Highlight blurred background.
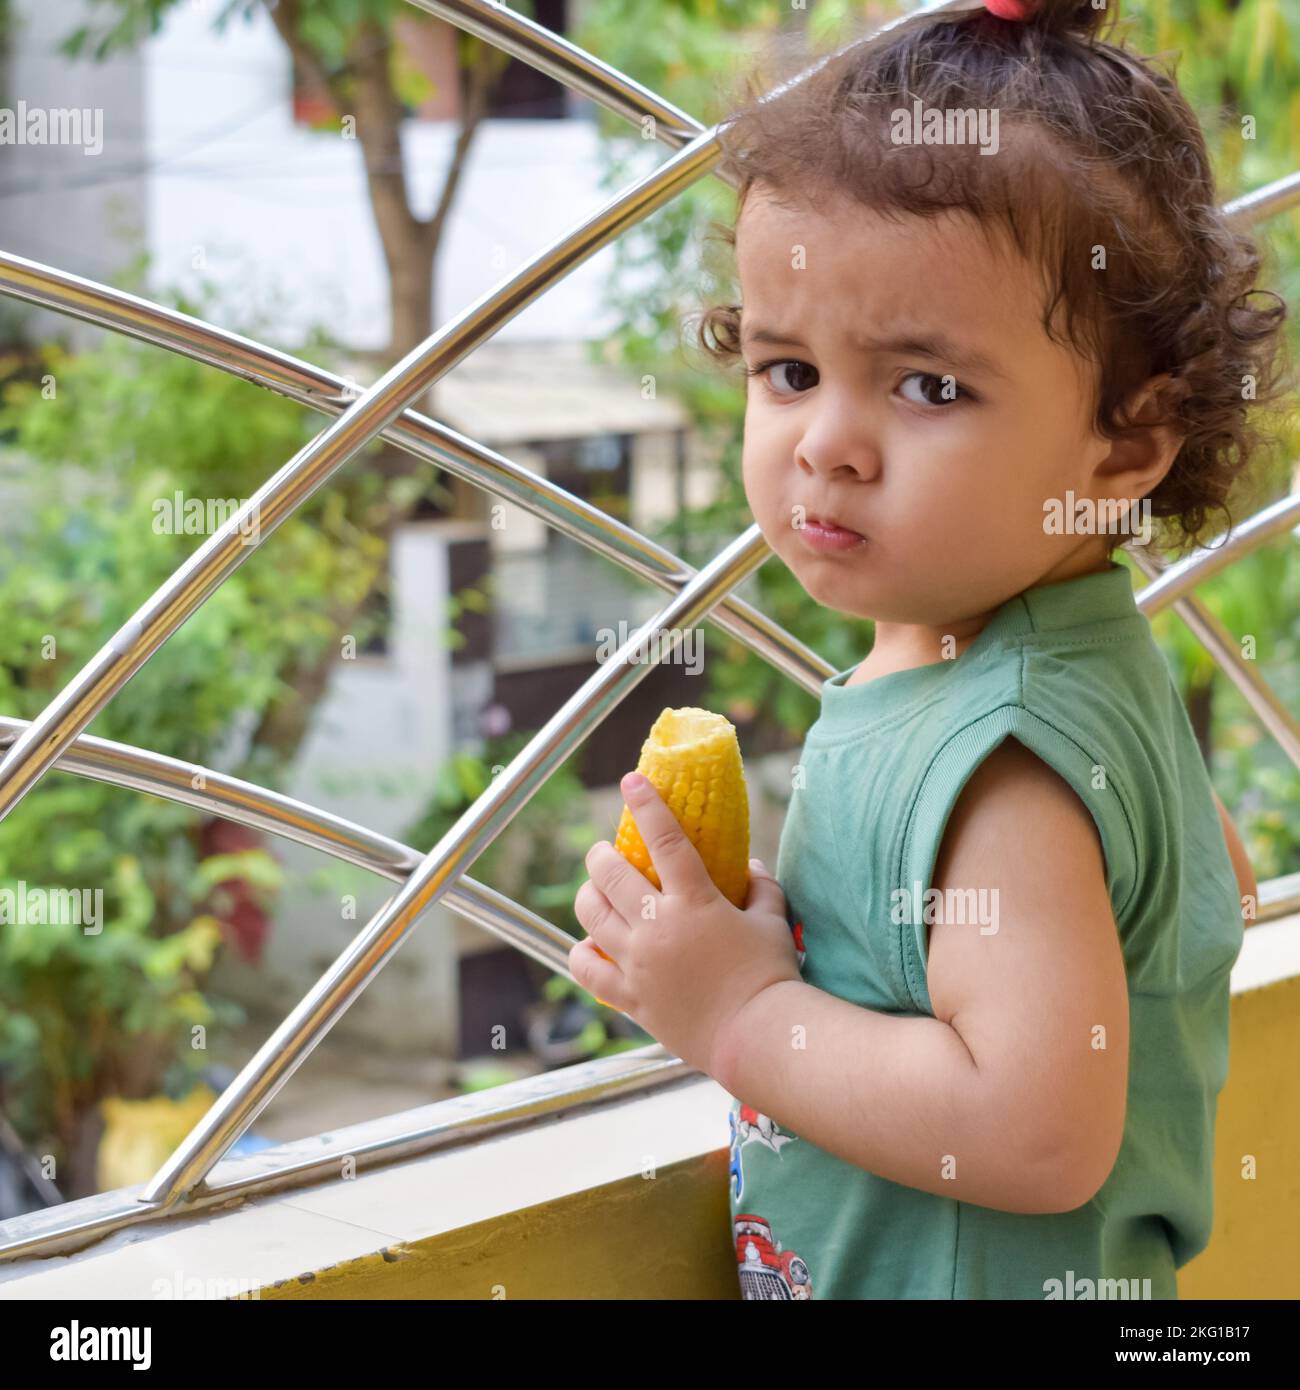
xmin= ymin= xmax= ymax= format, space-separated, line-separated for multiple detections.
xmin=0 ymin=0 xmax=1296 ymax=1217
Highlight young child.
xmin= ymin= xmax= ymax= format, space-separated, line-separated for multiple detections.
xmin=570 ymin=0 xmax=1288 ymax=1299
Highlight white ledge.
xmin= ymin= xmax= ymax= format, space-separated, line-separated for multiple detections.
xmin=0 ymin=1073 xmax=731 ymax=1298
xmin=1230 ymin=912 xmax=1300 ymax=994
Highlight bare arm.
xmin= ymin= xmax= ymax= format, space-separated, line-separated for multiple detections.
xmin=1212 ymin=789 xmax=1257 ymax=924
xmin=714 ymin=739 xmax=1129 ymax=1215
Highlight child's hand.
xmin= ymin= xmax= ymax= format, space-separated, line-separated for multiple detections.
xmin=569 ymin=771 xmax=801 ymax=1079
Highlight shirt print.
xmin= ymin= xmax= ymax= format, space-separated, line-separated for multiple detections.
xmin=728 ymin=915 xmax=814 ymax=1299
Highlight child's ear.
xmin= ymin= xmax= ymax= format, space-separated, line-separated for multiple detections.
xmin=1092 ymin=371 xmax=1185 ymax=500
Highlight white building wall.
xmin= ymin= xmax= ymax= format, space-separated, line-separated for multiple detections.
xmin=139 ymin=0 xmax=654 ymax=353
xmin=205 ymin=520 xmax=491 ymax=1055
xmin=0 ymin=0 xmax=147 ymax=348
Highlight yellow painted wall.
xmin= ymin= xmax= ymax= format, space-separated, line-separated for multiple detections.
xmin=257 ymin=1150 xmax=740 ymax=1300
xmin=1182 ymin=974 xmax=1300 ymax=1299
xmin=260 ymin=975 xmax=1298 ymax=1300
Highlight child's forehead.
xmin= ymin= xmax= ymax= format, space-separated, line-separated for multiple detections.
xmin=735 ymin=191 xmax=1051 ymax=342
xmin=739 ymin=190 xmax=1015 ymax=278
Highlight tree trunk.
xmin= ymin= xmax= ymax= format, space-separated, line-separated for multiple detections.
xmin=242 ymin=12 xmax=504 ymax=779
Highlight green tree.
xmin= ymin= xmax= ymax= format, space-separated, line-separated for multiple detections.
xmin=0 ymin=273 xmax=390 ymax=1195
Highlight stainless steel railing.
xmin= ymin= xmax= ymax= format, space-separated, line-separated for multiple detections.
xmin=0 ymin=0 xmax=1296 ymax=1258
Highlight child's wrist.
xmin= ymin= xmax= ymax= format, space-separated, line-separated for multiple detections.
xmin=710 ymin=979 xmax=792 ymax=1096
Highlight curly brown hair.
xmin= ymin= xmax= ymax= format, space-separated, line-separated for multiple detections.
xmin=692 ymin=0 xmax=1292 ymax=559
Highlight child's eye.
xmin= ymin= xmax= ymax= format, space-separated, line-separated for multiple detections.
xmin=743 ymin=359 xmax=819 ymax=397
xmin=898 ymin=371 xmax=973 ymax=408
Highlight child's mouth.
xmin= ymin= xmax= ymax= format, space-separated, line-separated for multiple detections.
xmin=799 ymin=517 xmax=867 ymax=551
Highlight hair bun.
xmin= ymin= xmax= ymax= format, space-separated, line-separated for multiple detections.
xmin=1029 ymin=0 xmax=1115 ymax=42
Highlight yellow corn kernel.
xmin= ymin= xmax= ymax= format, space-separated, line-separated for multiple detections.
xmin=614 ymin=707 xmax=750 ymax=907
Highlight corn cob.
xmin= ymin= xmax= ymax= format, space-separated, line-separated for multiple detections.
xmin=614 ymin=706 xmax=750 ymax=907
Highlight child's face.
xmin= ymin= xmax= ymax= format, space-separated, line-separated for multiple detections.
xmin=736 ymin=186 xmax=1118 ymax=627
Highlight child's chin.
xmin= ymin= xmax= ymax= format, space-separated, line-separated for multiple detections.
xmin=798 ymin=565 xmax=869 ymax=611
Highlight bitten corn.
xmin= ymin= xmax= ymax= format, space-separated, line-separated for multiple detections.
xmin=614 ymin=707 xmax=750 ymax=907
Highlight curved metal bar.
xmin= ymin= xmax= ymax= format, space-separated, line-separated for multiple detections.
xmin=407 ymin=0 xmax=708 ymax=151
xmin=0 ymin=716 xmax=575 ymax=976
xmin=4 ymin=709 xmax=1295 ymax=933
xmin=1134 ymin=493 xmax=1300 ymax=615
xmin=406 ymin=0 xmax=974 ymax=161
xmin=1223 ymin=169 xmax=1300 ymax=224
xmin=1267 ymin=873 xmax=1300 ymax=920
xmin=0 ymin=258 xmax=350 ymax=411
xmin=1129 ymin=550 xmax=1300 ymax=772
xmin=1 ymin=1042 xmax=694 ymax=1263
xmin=139 ymin=525 xmax=771 ymax=1208
xmin=0 ymin=129 xmax=723 ymax=827
xmin=0 ymin=251 xmax=830 ymax=697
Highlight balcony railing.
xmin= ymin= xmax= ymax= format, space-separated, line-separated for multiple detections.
xmin=0 ymin=0 xmax=1297 ymax=1279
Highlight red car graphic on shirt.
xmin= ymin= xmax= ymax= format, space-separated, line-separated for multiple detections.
xmin=734 ymin=1214 xmax=813 ymax=1299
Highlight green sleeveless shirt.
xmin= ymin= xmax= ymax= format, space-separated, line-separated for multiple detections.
xmin=727 ymin=562 xmax=1243 ymax=1300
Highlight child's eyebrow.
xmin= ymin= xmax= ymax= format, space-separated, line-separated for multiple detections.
xmin=741 ymin=320 xmax=1008 ymax=383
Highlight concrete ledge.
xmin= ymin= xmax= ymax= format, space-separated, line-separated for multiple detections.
xmin=0 ymin=915 xmax=1296 ymax=1299
xmin=0 ymin=1071 xmax=738 ymax=1299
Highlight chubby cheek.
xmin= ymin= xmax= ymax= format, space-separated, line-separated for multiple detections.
xmin=741 ymin=444 xmax=793 ymax=550
xmin=901 ymin=415 xmax=1022 ymax=517
xmin=908 ymin=478 xmax=1007 ymax=562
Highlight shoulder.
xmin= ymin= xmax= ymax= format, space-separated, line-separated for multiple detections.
xmin=941 ymin=735 xmax=1102 ymax=846
xmin=927 ymin=736 xmax=1114 ymax=995
xmin=928 ymin=735 xmax=1115 ymax=976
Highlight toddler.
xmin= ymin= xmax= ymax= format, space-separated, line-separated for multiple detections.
xmin=572 ymin=0 xmax=1288 ymax=1300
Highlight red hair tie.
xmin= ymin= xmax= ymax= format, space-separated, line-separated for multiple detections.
xmin=983 ymin=0 xmax=1040 ymax=18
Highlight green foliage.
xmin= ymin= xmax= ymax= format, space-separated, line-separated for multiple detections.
xmin=0 ymin=271 xmax=387 ymax=1172
xmin=56 ymin=0 xmax=518 ymax=115
xmin=58 ymin=0 xmax=258 ymax=63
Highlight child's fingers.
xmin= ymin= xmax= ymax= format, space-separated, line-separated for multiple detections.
xmin=617 ymin=771 xmax=713 ymax=898
xmin=570 ymin=936 xmax=625 ymax=1012
xmin=575 ymin=876 xmax=632 ymax=956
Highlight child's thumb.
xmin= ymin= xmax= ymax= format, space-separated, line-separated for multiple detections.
xmin=745 ymin=858 xmax=783 ymax=909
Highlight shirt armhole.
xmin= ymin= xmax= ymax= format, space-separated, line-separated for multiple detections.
xmin=893 ymin=705 xmax=1139 ymax=1015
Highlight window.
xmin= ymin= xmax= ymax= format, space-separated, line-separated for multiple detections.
xmin=541 ymin=433 xmax=631 ymax=541
xmin=290 ymin=3 xmax=573 ymax=130
xmin=478 ymin=0 xmax=572 ymax=120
